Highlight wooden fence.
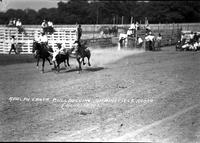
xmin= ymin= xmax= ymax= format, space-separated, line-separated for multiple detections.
xmin=0 ymin=23 xmax=196 ymax=53
xmin=0 ymin=27 xmax=77 ymax=54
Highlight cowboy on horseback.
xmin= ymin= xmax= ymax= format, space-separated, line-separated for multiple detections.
xmin=38 ymin=32 xmax=48 ymax=49
xmin=73 ymin=40 xmax=87 ymax=57
xmin=52 ymin=43 xmax=65 ymax=63
xmin=77 ymin=24 xmax=82 ymax=42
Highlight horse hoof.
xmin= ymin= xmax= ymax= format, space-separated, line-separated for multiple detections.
xmin=88 ymin=63 xmax=91 ymax=66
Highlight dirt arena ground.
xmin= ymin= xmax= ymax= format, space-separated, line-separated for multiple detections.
xmin=0 ymin=46 xmax=200 ymax=142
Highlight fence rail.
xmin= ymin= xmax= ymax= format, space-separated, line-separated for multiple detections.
xmin=0 ymin=23 xmax=198 ymax=54
xmin=0 ymin=27 xmax=77 ymax=54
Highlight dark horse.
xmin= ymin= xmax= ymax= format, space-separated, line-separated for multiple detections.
xmin=67 ymin=41 xmax=91 ymax=72
xmin=32 ymin=40 xmax=54 ymax=73
xmin=54 ymin=43 xmax=71 ymax=72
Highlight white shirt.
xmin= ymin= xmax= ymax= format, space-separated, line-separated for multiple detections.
xmin=16 ymin=21 xmax=22 ymax=26
xmin=13 ymin=20 xmax=16 ymax=25
xmin=130 ymin=24 xmax=135 ymax=30
xmin=157 ymin=36 xmax=162 ymax=41
xmin=39 ymin=35 xmax=48 ymax=43
xmin=11 ymin=38 xmax=15 ymax=44
xmin=146 ymin=25 xmax=151 ymax=30
xmin=127 ymin=29 xmax=133 ymax=36
xmin=145 ymin=35 xmax=155 ymax=41
xmin=190 ymin=34 xmax=194 ymax=39
xmin=48 ymin=21 xmax=53 ymax=27
xmin=138 ymin=37 xmax=143 ymax=44
xmin=41 ymin=22 xmax=47 ymax=28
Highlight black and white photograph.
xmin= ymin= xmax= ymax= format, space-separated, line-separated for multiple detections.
xmin=0 ymin=0 xmax=200 ymax=142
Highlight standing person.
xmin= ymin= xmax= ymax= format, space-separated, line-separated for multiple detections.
xmin=137 ymin=36 xmax=143 ymax=48
xmin=156 ymin=33 xmax=162 ymax=50
xmin=145 ymin=24 xmax=151 ymax=34
xmin=77 ymin=24 xmax=82 ymax=42
xmin=129 ymin=23 xmax=136 ymax=37
xmin=145 ymin=32 xmax=155 ymax=51
xmin=181 ymin=33 xmax=186 ymax=45
xmin=9 ymin=36 xmax=18 ymax=54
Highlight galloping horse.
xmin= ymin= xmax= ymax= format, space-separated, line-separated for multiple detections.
xmin=54 ymin=43 xmax=71 ymax=72
xmin=32 ymin=40 xmax=54 ymax=73
xmin=53 ymin=41 xmax=91 ymax=72
xmin=68 ymin=41 xmax=91 ymax=72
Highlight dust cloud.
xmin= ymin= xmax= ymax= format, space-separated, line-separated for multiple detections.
xmin=89 ymin=46 xmax=145 ymax=66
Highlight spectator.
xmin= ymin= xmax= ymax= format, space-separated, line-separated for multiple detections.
xmin=41 ymin=19 xmax=48 ymax=28
xmin=193 ymin=32 xmax=198 ymax=42
xmin=129 ymin=23 xmax=136 ymax=37
xmin=145 ymin=24 xmax=151 ymax=34
xmin=189 ymin=31 xmax=195 ymax=44
xmin=47 ymin=20 xmax=55 ymax=34
xmin=127 ymin=28 xmax=133 ymax=37
xmin=145 ymin=32 xmax=155 ymax=51
xmin=130 ymin=23 xmax=135 ymax=30
xmin=16 ymin=19 xmax=22 ymax=27
xmin=137 ymin=36 xmax=143 ymax=48
xmin=181 ymin=33 xmax=186 ymax=45
xmin=77 ymin=24 xmax=82 ymax=42
xmin=8 ymin=19 xmax=13 ymax=27
xmin=41 ymin=19 xmax=48 ymax=33
xmin=13 ymin=18 xmax=16 ymax=26
xmin=48 ymin=20 xmax=53 ymax=28
xmin=9 ymin=36 xmax=17 ymax=54
xmin=135 ymin=21 xmax=139 ymax=30
xmin=16 ymin=19 xmax=26 ymax=34
xmin=156 ymin=33 xmax=162 ymax=49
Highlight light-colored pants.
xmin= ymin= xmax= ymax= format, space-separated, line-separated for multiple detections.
xmin=52 ymin=51 xmax=59 ymax=62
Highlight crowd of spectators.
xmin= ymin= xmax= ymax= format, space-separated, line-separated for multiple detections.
xmin=41 ymin=19 xmax=55 ymax=34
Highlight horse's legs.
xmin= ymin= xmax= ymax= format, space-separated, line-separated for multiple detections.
xmin=82 ymin=57 xmax=86 ymax=65
xmin=87 ymin=54 xmax=91 ymax=66
xmin=66 ymin=55 xmax=70 ymax=67
xmin=77 ymin=58 xmax=82 ymax=72
xmin=46 ymin=57 xmax=52 ymax=65
xmin=53 ymin=61 xmax=57 ymax=69
xmin=42 ymin=58 xmax=45 ymax=73
xmin=64 ymin=60 xmax=67 ymax=67
xmin=57 ymin=63 xmax=60 ymax=72
xmin=36 ymin=57 xmax=40 ymax=69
